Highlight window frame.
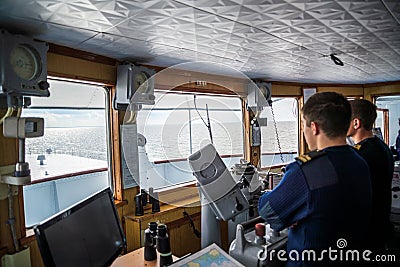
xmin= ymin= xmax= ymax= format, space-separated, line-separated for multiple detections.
xmin=131 ymin=90 xmax=245 ymax=191
xmin=20 ymin=77 xmax=113 ymax=229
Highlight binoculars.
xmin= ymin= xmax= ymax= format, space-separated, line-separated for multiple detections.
xmin=144 ymin=222 xmax=173 ymax=266
xmin=135 ymin=188 xmax=160 ymax=216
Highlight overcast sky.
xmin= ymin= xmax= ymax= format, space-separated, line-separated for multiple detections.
xmin=23 ymin=79 xmax=298 ymax=128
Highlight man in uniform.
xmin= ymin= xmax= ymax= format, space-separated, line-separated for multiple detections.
xmin=347 ymin=99 xmax=394 ymax=255
xmin=258 ymin=92 xmax=372 ymax=267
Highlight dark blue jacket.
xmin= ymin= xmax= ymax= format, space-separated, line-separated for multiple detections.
xmin=258 ymin=145 xmax=372 ymax=267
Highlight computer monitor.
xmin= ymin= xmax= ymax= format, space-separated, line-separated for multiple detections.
xmin=34 ymin=188 xmax=126 ymax=267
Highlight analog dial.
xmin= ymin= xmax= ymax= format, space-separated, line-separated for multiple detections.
xmin=10 ymin=45 xmax=40 ymax=81
xmin=134 ymin=71 xmax=150 ymax=93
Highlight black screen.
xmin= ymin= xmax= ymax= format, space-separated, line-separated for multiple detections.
xmin=34 ymin=188 xmax=125 ymax=267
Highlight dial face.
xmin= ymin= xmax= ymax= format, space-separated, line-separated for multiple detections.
xmin=259 ymin=85 xmax=270 ymax=100
xmin=134 ymin=71 xmax=150 ymax=93
xmin=200 ymin=163 xmax=217 ymax=179
xmin=10 ymin=45 xmax=40 ymax=81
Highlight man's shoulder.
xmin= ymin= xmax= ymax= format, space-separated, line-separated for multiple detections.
xmin=356 ymin=137 xmax=392 ymax=156
xmin=295 ymin=150 xmax=326 ymax=166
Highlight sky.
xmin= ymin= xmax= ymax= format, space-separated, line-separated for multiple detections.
xmin=22 ymin=79 xmax=298 ymax=128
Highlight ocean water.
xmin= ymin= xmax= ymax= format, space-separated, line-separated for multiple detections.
xmin=25 ymin=121 xmax=298 ymax=162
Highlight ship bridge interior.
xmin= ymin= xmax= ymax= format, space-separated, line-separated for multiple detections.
xmin=0 ymin=1 xmax=400 ymax=267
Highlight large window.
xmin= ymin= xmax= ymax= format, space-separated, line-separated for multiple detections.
xmin=260 ymin=98 xmax=299 ymax=167
xmin=22 ymin=79 xmax=109 ymax=227
xmin=376 ymin=95 xmax=400 ymax=147
xmin=131 ymin=92 xmax=243 ymax=190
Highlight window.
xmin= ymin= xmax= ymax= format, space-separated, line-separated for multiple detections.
xmin=376 ymin=95 xmax=400 ymax=147
xmin=131 ymin=91 xmax=243 ymax=190
xmin=259 ymin=98 xmax=299 ymax=167
xmin=22 ymin=79 xmax=110 ymax=227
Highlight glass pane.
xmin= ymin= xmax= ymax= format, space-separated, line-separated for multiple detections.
xmin=260 ymin=98 xmax=299 ymax=167
xmin=137 ymin=92 xmax=243 ymax=161
xmin=135 ymin=92 xmax=243 ymax=189
xmin=376 ymin=96 xmax=400 ymax=147
xmin=22 ymin=79 xmax=109 ymax=227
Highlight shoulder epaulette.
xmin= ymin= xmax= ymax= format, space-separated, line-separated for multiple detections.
xmin=295 ymin=150 xmax=326 ymax=166
xmin=353 ymin=144 xmax=362 ymax=150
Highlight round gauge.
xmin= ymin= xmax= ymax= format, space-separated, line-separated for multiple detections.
xmin=259 ymin=85 xmax=270 ymax=100
xmin=200 ymin=163 xmax=217 ymax=179
xmin=10 ymin=45 xmax=41 ymax=81
xmin=134 ymin=71 xmax=150 ymax=93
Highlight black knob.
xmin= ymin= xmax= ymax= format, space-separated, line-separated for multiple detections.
xmin=38 ymin=80 xmax=50 ymax=90
xmin=235 ymin=197 xmax=243 ymax=211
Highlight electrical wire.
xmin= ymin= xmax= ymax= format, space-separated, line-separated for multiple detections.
xmin=0 ymin=107 xmax=13 ymax=125
xmin=270 ymin=104 xmax=285 ymax=164
xmin=126 ymin=110 xmax=137 ymax=124
xmin=16 ymin=107 xmax=22 ymax=118
xmin=8 ymin=185 xmax=20 ymax=252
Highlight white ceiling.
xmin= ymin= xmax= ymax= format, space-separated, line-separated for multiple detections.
xmin=1 ymin=0 xmax=400 ymax=84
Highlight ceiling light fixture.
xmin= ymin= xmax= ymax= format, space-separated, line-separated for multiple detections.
xmin=330 ymin=54 xmax=344 ymax=66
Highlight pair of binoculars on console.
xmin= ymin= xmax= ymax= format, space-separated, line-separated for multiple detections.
xmin=135 ymin=188 xmax=160 ymax=216
xmin=144 ymin=222 xmax=173 ymax=266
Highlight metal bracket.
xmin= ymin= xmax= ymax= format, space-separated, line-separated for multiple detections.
xmin=1 ymin=174 xmax=31 ymax=185
xmin=0 ymin=164 xmax=31 ymax=185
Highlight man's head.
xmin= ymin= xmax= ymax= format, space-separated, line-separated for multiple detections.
xmin=347 ymin=99 xmax=377 ymax=138
xmin=302 ymin=92 xmax=351 ymax=150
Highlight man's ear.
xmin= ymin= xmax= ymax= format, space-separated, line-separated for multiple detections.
xmin=353 ymin=118 xmax=361 ymax=130
xmin=311 ymin=121 xmax=319 ymax=135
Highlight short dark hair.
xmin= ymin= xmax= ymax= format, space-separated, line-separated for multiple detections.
xmin=302 ymin=92 xmax=351 ymax=138
xmin=349 ymin=99 xmax=377 ymax=131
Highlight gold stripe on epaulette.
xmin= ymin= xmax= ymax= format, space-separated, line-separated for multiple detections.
xmin=304 ymin=154 xmax=312 ymax=161
xmin=353 ymin=144 xmax=361 ymax=150
xmin=297 ymin=156 xmax=308 ymax=163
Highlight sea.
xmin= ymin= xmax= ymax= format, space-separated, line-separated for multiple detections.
xmin=25 ymin=121 xmax=298 ymax=162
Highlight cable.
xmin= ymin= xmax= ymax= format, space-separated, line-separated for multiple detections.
xmin=0 ymin=107 xmax=13 ymax=125
xmin=16 ymin=107 xmax=22 ymax=118
xmin=8 ymin=185 xmax=20 ymax=252
xmin=126 ymin=110 xmax=137 ymax=124
xmin=183 ymin=211 xmax=201 ymax=238
xmin=270 ymin=104 xmax=285 ymax=164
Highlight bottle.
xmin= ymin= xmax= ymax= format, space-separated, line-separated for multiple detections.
xmin=144 ymin=222 xmax=158 ymax=261
xmin=156 ymin=224 xmax=173 ymax=267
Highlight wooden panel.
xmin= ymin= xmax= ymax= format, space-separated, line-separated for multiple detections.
xmin=158 ymin=186 xmax=199 ymax=207
xmin=167 ymin=212 xmax=201 ymax=257
xmin=242 ymin=100 xmax=251 ymax=163
xmin=109 ymin=88 xmax=123 ymax=201
xmin=124 ymin=205 xmax=201 ymax=253
xmin=122 ymin=187 xmax=139 ymax=217
xmin=125 ymin=218 xmax=142 ymax=252
xmin=316 ymin=86 xmax=363 ymax=96
xmin=47 ymin=53 xmax=116 ymax=85
xmin=0 ymin=195 xmax=23 ymax=258
xmin=0 ymin=117 xmax=17 ymax=166
xmin=154 ymin=67 xmax=247 ymax=96
xmin=363 ymin=82 xmax=400 ymax=101
xmin=271 ymin=83 xmax=302 ymax=96
xmin=272 ymin=82 xmax=365 ymax=97
xmin=28 ymin=239 xmax=44 ymax=267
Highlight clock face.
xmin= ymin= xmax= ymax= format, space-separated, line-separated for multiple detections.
xmin=134 ymin=71 xmax=150 ymax=93
xmin=10 ymin=45 xmax=40 ymax=81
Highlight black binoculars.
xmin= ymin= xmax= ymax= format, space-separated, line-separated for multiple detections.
xmin=144 ymin=222 xmax=173 ymax=267
xmin=135 ymin=188 xmax=160 ymax=216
